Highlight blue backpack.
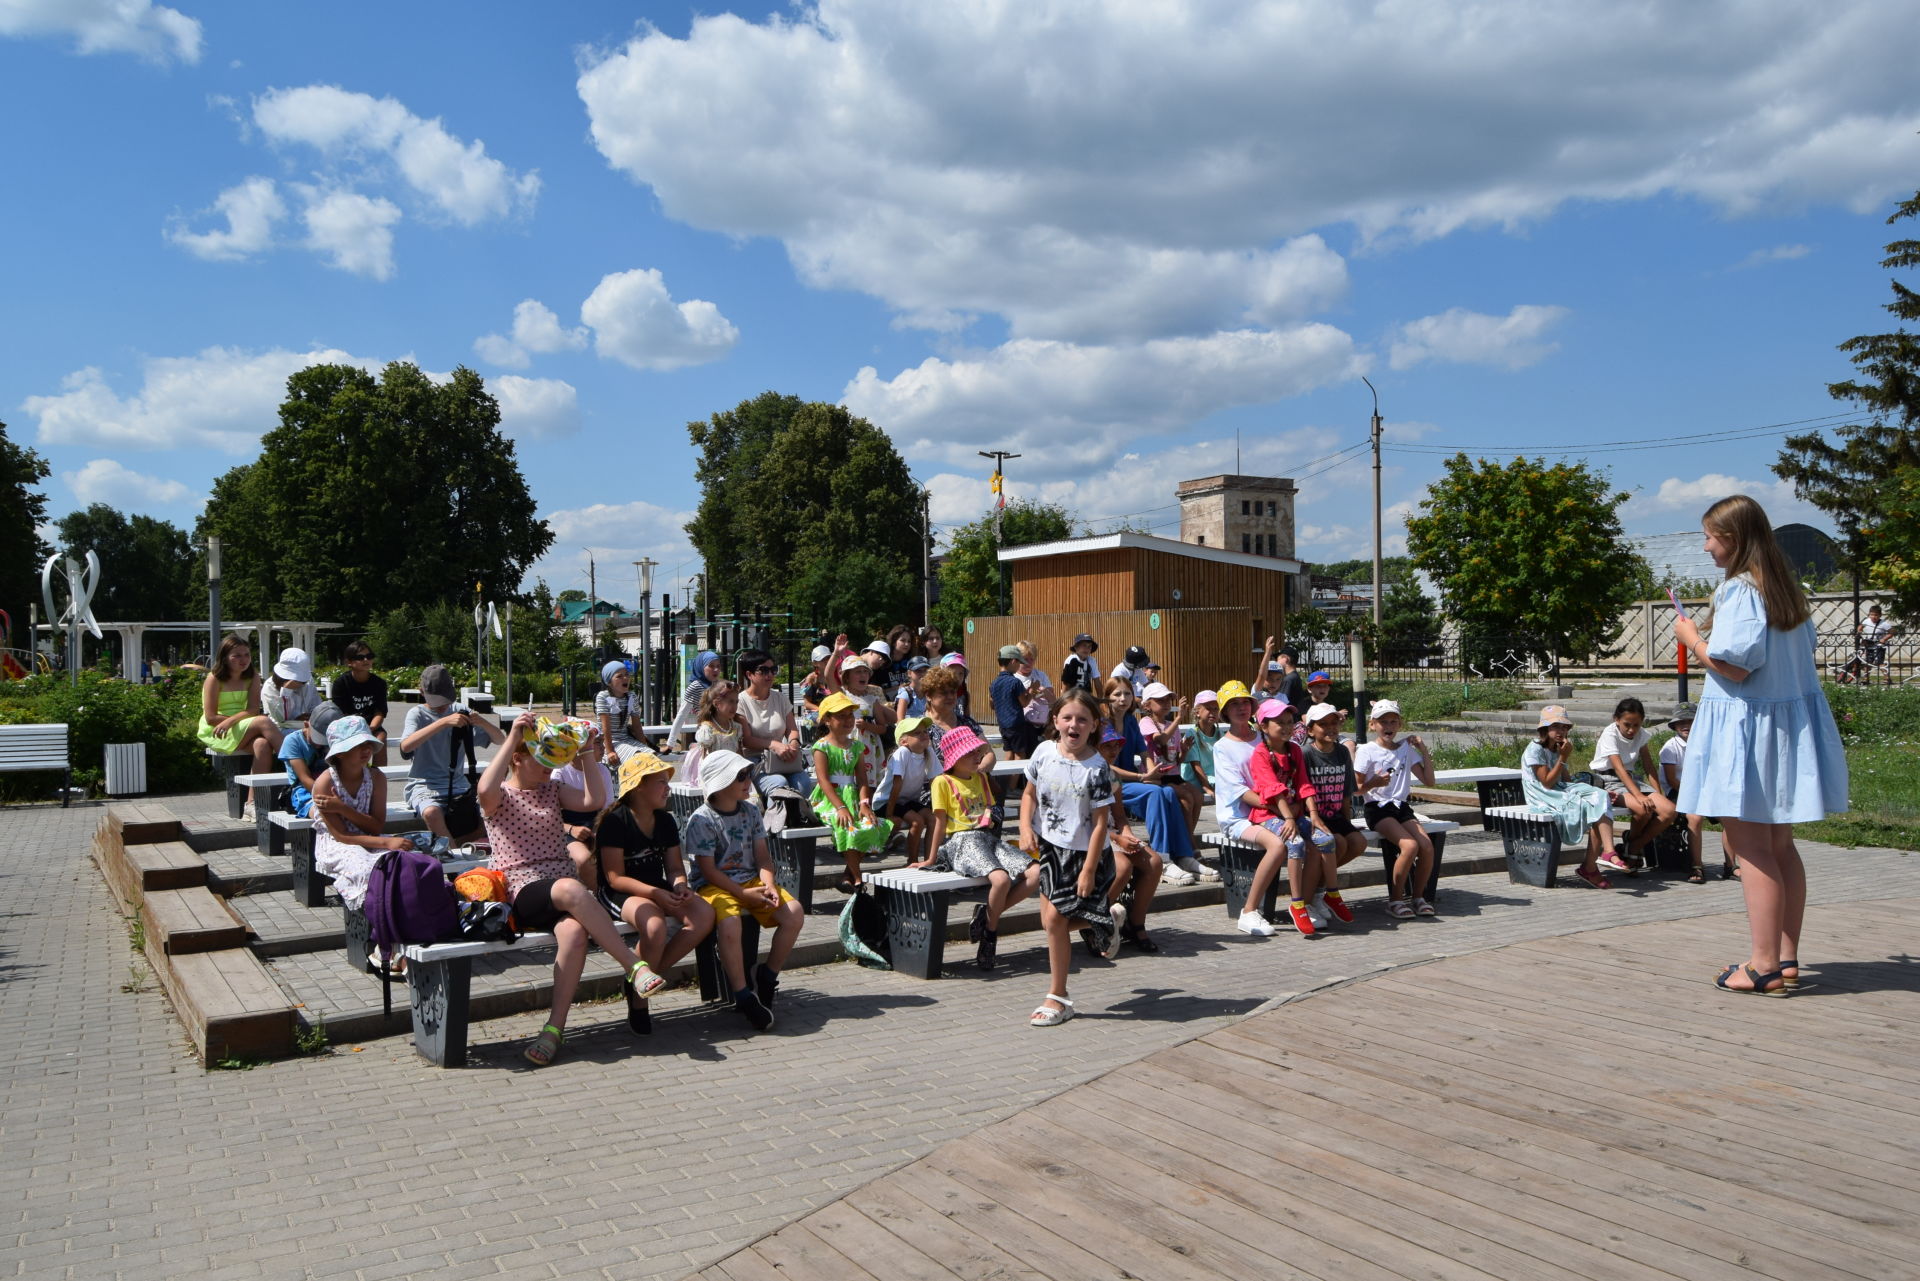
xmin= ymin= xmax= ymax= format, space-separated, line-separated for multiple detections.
xmin=365 ymin=847 xmax=461 ymax=1013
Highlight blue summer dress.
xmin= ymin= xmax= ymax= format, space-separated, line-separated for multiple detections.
xmin=1676 ymin=576 xmax=1848 ymax=823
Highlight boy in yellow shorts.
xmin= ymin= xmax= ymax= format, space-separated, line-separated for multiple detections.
xmin=685 ymin=749 xmax=803 ymax=1031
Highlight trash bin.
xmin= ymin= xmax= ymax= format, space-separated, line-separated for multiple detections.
xmin=104 ymin=742 xmax=148 ymax=796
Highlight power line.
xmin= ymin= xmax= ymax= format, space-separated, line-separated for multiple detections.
xmin=1386 ymin=411 xmax=1855 ymax=457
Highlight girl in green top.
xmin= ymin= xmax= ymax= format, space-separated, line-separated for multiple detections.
xmin=810 ymin=692 xmax=894 ymax=892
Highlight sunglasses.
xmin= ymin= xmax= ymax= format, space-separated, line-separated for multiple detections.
xmin=751 ymin=665 xmax=777 ymax=674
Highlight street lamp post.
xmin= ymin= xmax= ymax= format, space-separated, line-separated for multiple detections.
xmin=634 ymin=557 xmax=656 ymax=721
xmin=207 ymin=536 xmax=222 ymax=662
xmin=1362 ymin=377 xmax=1383 ymax=630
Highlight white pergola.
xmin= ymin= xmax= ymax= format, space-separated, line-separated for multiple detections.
xmin=35 ymin=619 xmax=342 ymax=673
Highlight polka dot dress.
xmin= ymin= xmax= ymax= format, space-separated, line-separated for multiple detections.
xmin=485 ymin=779 xmax=576 ymax=897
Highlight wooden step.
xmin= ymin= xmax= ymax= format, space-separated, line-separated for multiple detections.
xmin=142 ymin=887 xmax=247 ymax=955
xmin=125 ymin=840 xmax=206 ymax=893
xmin=154 ymin=947 xmax=295 ymax=1064
xmin=105 ymin=802 xmax=182 ymax=846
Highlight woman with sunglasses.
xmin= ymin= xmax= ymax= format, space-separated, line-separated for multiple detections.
xmin=736 ymin=648 xmax=815 ymax=798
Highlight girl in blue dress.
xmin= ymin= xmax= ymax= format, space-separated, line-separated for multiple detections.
xmin=1673 ymin=495 xmax=1848 ymax=997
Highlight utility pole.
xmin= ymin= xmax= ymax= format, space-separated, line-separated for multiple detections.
xmin=920 ymin=486 xmax=933 ymax=627
xmin=206 ymin=536 xmax=222 ymax=662
xmin=979 ymin=449 xmax=1020 ymax=616
xmin=1362 ymin=377 xmax=1384 ymax=629
xmin=585 ymin=550 xmax=597 ymax=661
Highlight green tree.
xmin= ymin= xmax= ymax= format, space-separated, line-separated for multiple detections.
xmin=1776 ymin=188 xmax=1920 ymax=601
xmin=931 ymin=500 xmax=1076 ymax=639
xmin=1405 ymin=455 xmax=1648 ymax=662
xmin=52 ymin=505 xmax=193 ymax=622
xmin=197 ymin=362 xmax=553 ymax=627
xmin=1365 ymin=577 xmax=1442 ymax=664
xmin=1311 ymin=555 xmax=1414 ymax=585
xmin=0 ymin=417 xmax=52 ymax=646
xmin=686 ymin=392 xmax=922 ymax=630
xmin=557 ymin=588 xmax=588 ymax=603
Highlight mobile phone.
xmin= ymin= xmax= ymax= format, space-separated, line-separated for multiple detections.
xmin=1667 ymin=587 xmax=1689 ymax=620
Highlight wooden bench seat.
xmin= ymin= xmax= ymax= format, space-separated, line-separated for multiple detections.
xmin=1200 ymin=816 xmax=1463 ymax=919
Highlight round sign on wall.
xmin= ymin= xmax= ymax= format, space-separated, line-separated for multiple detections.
xmin=1149 ymin=612 xmax=1162 ymax=630
xmin=965 ymin=619 xmax=975 ymax=634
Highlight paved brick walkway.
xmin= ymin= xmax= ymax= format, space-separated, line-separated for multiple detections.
xmin=1 ymin=795 xmax=1913 ymax=1279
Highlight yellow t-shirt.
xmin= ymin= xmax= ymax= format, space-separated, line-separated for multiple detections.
xmin=931 ymin=771 xmax=992 ymax=831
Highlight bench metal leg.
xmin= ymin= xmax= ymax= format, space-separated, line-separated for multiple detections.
xmin=1495 ymin=815 xmax=1562 ymax=888
xmin=407 ymin=957 xmax=471 ymax=1067
xmin=1376 ymin=829 xmax=1448 ymax=902
xmin=875 ymin=885 xmax=950 ymax=979
xmin=696 ymin=917 xmax=762 ymax=1002
xmin=290 ymin=831 xmax=332 ymax=907
xmin=344 ymin=905 xmax=371 ymax=974
xmin=1216 ymin=842 xmax=1274 ymax=920
xmin=252 ymin=783 xmax=288 ymax=853
xmin=769 ymin=834 xmax=817 ymax=914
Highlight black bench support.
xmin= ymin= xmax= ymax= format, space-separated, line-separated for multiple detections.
xmin=407 ymin=956 xmax=471 ymax=1067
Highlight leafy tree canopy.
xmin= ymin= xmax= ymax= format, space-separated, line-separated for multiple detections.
xmin=53 ymin=504 xmax=194 ymax=622
xmin=1776 ymin=188 xmax=1920 ymax=616
xmin=0 ymin=417 xmax=52 ymax=645
xmin=1311 ymin=555 xmax=1414 ymax=585
xmin=686 ymin=392 xmax=922 ymax=632
xmin=931 ymin=499 xmax=1077 ymax=639
xmin=197 ymin=362 xmax=552 ymax=629
xmin=1405 ymin=454 xmax=1648 ymax=660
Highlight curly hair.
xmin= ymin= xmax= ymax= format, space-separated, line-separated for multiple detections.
xmin=919 ymin=665 xmax=963 ymax=700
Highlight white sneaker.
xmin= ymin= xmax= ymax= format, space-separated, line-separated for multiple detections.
xmin=1178 ymin=856 xmax=1220 ymax=882
xmin=1237 ymin=910 xmax=1275 ymax=936
xmin=1161 ymin=861 xmax=1197 ymax=886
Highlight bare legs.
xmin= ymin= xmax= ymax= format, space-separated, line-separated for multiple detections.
xmin=541 ymin=879 xmax=641 ymax=1030
xmin=985 ymin=864 xmax=1039 ymax=931
xmin=1620 ymin=786 xmax=1677 ymax=859
xmin=1719 ymin=818 xmax=1805 ymax=988
xmin=1376 ymin=817 xmax=1434 ymax=902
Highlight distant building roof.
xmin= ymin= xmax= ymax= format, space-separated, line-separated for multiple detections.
xmin=554 ymin=598 xmax=629 ymax=624
xmin=998 ymin=530 xmax=1303 ymax=574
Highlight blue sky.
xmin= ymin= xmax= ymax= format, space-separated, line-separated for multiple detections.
xmin=4 ymin=0 xmax=1917 ymax=608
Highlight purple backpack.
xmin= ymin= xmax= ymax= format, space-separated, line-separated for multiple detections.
xmin=365 ymin=848 xmax=461 ymax=1012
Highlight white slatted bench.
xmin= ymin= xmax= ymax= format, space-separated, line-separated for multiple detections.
xmin=1200 ymin=816 xmax=1463 ymax=919
xmin=271 ymin=805 xmax=423 ymax=905
xmin=866 ymin=867 xmax=993 ymax=979
xmin=239 ymin=764 xmax=411 ymax=854
xmin=398 ymin=914 xmax=755 ymax=1067
xmin=0 ymin=723 xmax=73 ymax=806
xmin=1429 ymin=767 xmax=1525 ymax=830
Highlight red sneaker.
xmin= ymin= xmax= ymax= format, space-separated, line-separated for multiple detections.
xmin=1321 ymin=891 xmax=1355 ymax=924
xmin=1287 ymin=900 xmax=1317 ymax=936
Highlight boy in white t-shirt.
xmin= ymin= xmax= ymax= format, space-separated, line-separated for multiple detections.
xmin=1659 ymin=703 xmax=1710 ymax=883
xmin=880 ymin=716 xmax=940 ymax=865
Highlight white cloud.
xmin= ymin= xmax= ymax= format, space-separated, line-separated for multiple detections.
xmin=0 ymin=0 xmax=201 ymax=64
xmin=1637 ymin=472 xmax=1801 ymax=514
xmin=299 ymin=189 xmax=402 ymax=279
xmin=166 ymin=176 xmax=285 ymax=261
xmin=1388 ymin=304 xmax=1570 ymax=371
xmin=578 ymin=2 xmax=1920 ymax=341
xmin=532 ymin=500 xmax=698 ymax=598
xmin=252 ymin=85 xmax=539 ymax=225
xmin=492 ymin=375 xmax=580 ymax=440
xmin=61 ymin=458 xmax=196 ymax=509
xmin=474 ymin=298 xmax=589 ymax=369
xmin=844 ymin=325 xmax=1362 ymax=479
xmin=1732 ymin=242 xmax=1814 ymax=270
xmin=580 ymin=269 xmax=738 ymax=371
xmin=21 ymin=345 xmax=380 ymax=452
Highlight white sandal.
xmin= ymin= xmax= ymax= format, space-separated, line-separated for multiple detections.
xmin=1030 ymin=994 xmax=1074 ymax=1027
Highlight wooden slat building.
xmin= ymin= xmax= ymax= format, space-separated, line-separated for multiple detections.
xmin=964 ymin=533 xmax=1307 ymax=703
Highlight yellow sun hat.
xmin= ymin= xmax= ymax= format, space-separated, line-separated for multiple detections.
xmin=617 ymin=750 xmax=674 ymax=798
xmin=1214 ymin=679 xmax=1254 ymax=707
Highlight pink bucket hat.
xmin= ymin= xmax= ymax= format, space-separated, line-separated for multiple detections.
xmin=938 ymin=725 xmax=988 ymax=772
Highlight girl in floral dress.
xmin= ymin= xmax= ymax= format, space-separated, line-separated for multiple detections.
xmin=809 ymin=692 xmax=894 ymax=893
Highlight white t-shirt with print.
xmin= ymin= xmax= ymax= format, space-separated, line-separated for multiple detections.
xmin=1021 ymin=740 xmax=1114 ymax=851
xmin=1353 ymin=739 xmax=1421 ymax=806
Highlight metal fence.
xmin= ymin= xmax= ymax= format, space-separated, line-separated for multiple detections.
xmin=1289 ymin=634 xmax=1560 ymax=685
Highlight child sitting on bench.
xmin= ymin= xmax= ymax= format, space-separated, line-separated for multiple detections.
xmin=914 ymin=724 xmax=1037 ymax=971
xmin=685 ymin=749 xmax=804 ymax=1032
xmin=1521 ymin=705 xmax=1618 ymax=892
xmin=597 ymin=750 xmax=716 ymax=1034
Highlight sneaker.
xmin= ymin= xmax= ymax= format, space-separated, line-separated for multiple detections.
xmin=969 ymin=902 xmax=989 ymax=943
xmin=1321 ymin=890 xmax=1355 ymax=924
xmin=1236 ymin=910 xmax=1275 ymax=936
xmin=1306 ymin=902 xmax=1330 ymax=930
xmin=1160 ymin=860 xmax=1197 ymax=887
xmin=1287 ymin=901 xmax=1317 ymax=937
xmin=1179 ymin=856 xmax=1221 ymax=883
xmin=429 ymin=835 xmax=451 ymax=860
xmin=1413 ymin=897 xmax=1437 ymax=917
xmin=734 ymin=989 xmax=775 ymax=1032
xmin=1597 ymin=851 xmax=1630 ymax=874
xmin=1575 ymin=865 xmax=1613 ymax=890
xmin=1103 ymin=903 xmax=1128 ymax=958
xmin=753 ymin=962 xmax=780 ymax=1010
xmin=1387 ymin=899 xmax=1416 ymax=920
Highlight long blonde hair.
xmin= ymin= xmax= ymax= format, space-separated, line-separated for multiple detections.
xmin=1703 ymin=495 xmax=1810 ymax=631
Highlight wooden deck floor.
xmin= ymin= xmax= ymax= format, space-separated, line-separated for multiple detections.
xmin=687 ymin=899 xmax=1920 ymax=1281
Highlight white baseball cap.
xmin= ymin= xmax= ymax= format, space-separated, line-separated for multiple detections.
xmin=1139 ymin=682 xmax=1173 ymax=701
xmin=1303 ymin=702 xmax=1341 ymax=724
xmin=1369 ymin=699 xmax=1402 ymax=718
xmin=1193 ymin=689 xmax=1219 ymax=706
xmin=811 ymin=644 xmax=832 ymax=662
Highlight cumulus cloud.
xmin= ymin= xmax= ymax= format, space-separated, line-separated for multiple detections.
xmin=845 ymin=325 xmax=1362 ymax=478
xmin=22 ymin=346 xmax=379 ymax=452
xmin=492 ymin=375 xmax=580 ymax=440
xmin=252 ymin=85 xmax=539 ymax=225
xmin=299 ymin=189 xmax=402 ymax=279
xmin=1637 ymin=472 xmax=1802 ymax=514
xmin=61 ymin=458 xmax=197 ymax=509
xmin=166 ymin=176 xmax=285 ymax=261
xmin=580 ymin=269 xmax=739 ymax=371
xmin=0 ymin=0 xmax=201 ymax=64
xmin=532 ymin=500 xmax=698 ymax=598
xmin=474 ymin=299 xmax=589 ymax=369
xmin=1388 ymin=304 xmax=1570 ymax=371
xmin=578 ymin=2 xmax=1920 ymax=341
